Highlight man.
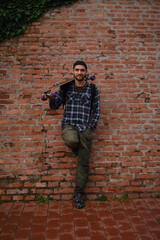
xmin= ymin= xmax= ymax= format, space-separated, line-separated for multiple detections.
xmin=45 ymin=60 xmax=100 ymax=208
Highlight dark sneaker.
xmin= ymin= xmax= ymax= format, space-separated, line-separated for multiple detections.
xmin=72 ymin=147 xmax=78 ymax=157
xmin=74 ymin=193 xmax=85 ymax=209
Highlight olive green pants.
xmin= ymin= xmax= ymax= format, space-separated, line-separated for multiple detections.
xmin=61 ymin=124 xmax=92 ymax=194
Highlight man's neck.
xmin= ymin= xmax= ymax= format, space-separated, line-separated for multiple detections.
xmin=74 ymin=79 xmax=86 ymax=87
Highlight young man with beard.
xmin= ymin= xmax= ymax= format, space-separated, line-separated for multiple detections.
xmin=46 ymin=60 xmax=100 ymax=208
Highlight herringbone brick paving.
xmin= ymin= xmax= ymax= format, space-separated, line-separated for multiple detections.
xmin=0 ymin=198 xmax=160 ymax=240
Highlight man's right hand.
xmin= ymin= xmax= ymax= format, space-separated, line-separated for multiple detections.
xmin=41 ymin=91 xmax=58 ymax=101
xmin=45 ymin=93 xmax=55 ymax=100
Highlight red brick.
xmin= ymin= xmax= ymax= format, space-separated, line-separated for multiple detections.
xmin=0 ymin=0 xmax=159 ymax=201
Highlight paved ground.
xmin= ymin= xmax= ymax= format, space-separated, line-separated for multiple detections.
xmin=0 ymin=198 xmax=160 ymax=240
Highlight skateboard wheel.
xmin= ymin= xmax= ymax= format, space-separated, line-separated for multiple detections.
xmin=90 ymin=75 xmax=96 ymax=81
xmin=41 ymin=95 xmax=47 ymax=101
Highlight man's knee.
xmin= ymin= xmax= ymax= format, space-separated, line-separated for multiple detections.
xmin=61 ymin=125 xmax=79 ymax=149
xmin=64 ymin=137 xmax=78 ymax=149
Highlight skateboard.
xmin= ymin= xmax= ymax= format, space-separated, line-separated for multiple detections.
xmin=41 ymin=74 xmax=96 ymax=101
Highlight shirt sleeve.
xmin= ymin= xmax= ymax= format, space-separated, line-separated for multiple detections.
xmin=89 ymin=85 xmax=100 ymax=128
xmin=49 ymin=87 xmax=64 ymax=110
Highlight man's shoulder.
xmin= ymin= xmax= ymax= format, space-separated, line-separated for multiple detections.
xmin=89 ymin=82 xmax=98 ymax=94
xmin=88 ymin=81 xmax=98 ymax=88
xmin=60 ymin=80 xmax=74 ymax=92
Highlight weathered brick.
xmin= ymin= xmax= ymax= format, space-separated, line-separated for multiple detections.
xmin=0 ymin=0 xmax=159 ymax=201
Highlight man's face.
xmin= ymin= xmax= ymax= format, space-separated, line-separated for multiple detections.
xmin=73 ymin=65 xmax=87 ymax=81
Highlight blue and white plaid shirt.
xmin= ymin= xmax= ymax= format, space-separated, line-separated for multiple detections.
xmin=49 ymin=81 xmax=100 ymax=131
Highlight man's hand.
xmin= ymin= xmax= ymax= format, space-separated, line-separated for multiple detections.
xmin=41 ymin=91 xmax=58 ymax=101
xmin=45 ymin=92 xmax=55 ymax=100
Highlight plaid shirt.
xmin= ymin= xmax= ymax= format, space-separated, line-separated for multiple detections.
xmin=49 ymin=81 xmax=100 ymax=131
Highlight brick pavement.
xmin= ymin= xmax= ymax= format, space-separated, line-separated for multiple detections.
xmin=0 ymin=198 xmax=160 ymax=240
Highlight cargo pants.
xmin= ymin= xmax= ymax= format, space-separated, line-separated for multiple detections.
xmin=61 ymin=124 xmax=92 ymax=194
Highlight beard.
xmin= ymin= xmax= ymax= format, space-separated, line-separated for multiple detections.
xmin=74 ymin=74 xmax=86 ymax=81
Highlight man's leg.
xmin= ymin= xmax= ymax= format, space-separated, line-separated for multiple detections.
xmin=62 ymin=125 xmax=92 ymax=208
xmin=61 ymin=124 xmax=79 ymax=150
xmin=75 ymin=128 xmax=92 ymax=195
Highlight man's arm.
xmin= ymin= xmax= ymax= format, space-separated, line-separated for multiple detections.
xmin=49 ymin=88 xmax=64 ymax=110
xmin=89 ymin=85 xmax=100 ymax=129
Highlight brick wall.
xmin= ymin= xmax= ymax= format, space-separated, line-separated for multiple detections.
xmin=0 ymin=0 xmax=160 ymax=201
